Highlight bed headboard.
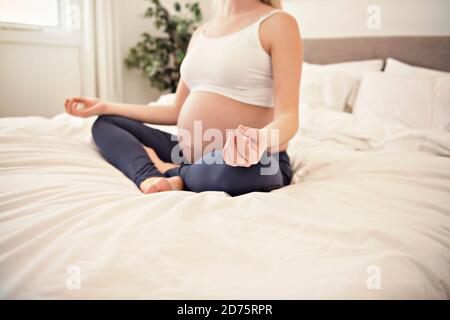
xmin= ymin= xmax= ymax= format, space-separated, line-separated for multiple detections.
xmin=302 ymin=36 xmax=450 ymax=72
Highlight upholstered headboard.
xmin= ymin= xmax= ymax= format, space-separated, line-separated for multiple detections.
xmin=302 ymin=36 xmax=450 ymax=72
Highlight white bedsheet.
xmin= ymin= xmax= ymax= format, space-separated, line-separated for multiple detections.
xmin=0 ymin=110 xmax=449 ymax=299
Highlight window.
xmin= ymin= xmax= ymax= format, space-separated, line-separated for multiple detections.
xmin=0 ymin=0 xmax=83 ymax=47
xmin=0 ymin=0 xmax=60 ymax=27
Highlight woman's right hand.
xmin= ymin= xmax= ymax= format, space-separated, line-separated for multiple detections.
xmin=64 ymin=97 xmax=107 ymax=118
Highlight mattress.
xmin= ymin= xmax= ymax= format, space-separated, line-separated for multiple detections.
xmin=0 ymin=108 xmax=449 ymax=299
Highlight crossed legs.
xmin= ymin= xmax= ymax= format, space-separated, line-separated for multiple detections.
xmin=91 ymin=115 xmax=183 ymax=193
xmin=91 ymin=115 xmax=292 ymax=196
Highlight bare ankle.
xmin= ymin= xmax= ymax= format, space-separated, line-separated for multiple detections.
xmin=167 ymin=176 xmax=184 ymax=191
xmin=143 ymin=145 xmax=180 ymax=174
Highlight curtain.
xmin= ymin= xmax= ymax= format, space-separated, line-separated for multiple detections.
xmin=94 ymin=0 xmax=123 ymax=101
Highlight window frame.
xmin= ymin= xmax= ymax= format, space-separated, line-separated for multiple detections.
xmin=0 ymin=0 xmax=81 ymax=46
xmin=0 ymin=0 xmax=97 ymax=99
xmin=0 ymin=0 xmax=61 ymax=29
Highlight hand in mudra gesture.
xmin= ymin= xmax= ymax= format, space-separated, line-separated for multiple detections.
xmin=65 ymin=97 xmax=106 ymax=118
xmin=223 ymin=125 xmax=268 ymax=167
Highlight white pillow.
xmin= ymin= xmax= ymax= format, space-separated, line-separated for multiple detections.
xmin=385 ymin=58 xmax=450 ymax=77
xmin=301 ymin=60 xmax=384 ymax=112
xmin=354 ymin=71 xmax=450 ymax=134
xmin=300 ymin=64 xmax=354 ymax=111
xmin=315 ymin=59 xmax=385 ymax=78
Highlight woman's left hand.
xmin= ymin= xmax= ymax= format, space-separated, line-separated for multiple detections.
xmin=223 ymin=125 xmax=268 ymax=167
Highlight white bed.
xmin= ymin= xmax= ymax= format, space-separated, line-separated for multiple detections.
xmin=1 ymin=105 xmax=449 ymax=299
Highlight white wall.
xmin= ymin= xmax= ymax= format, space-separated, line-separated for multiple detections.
xmin=115 ymin=0 xmax=159 ymax=105
xmin=0 ymin=0 xmax=93 ymax=118
xmin=283 ymin=0 xmax=450 ymax=38
xmin=0 ymin=42 xmax=81 ymax=117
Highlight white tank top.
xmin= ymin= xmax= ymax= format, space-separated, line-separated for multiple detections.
xmin=180 ymin=9 xmax=283 ymax=108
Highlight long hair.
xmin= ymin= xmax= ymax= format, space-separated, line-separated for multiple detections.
xmin=213 ymin=0 xmax=283 ymax=17
xmin=260 ymin=0 xmax=282 ymax=9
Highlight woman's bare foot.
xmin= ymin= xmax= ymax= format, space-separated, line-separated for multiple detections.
xmin=139 ymin=176 xmax=184 ymax=194
xmin=143 ymin=146 xmax=180 ymax=174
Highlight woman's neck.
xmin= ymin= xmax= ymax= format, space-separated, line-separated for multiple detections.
xmin=220 ymin=0 xmax=261 ymax=18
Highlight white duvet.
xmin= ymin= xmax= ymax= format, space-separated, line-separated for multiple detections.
xmin=0 ymin=108 xmax=449 ymax=299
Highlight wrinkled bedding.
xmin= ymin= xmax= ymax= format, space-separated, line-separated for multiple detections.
xmin=0 ymin=108 xmax=449 ymax=299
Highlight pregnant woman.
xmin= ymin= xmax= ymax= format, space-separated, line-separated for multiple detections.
xmin=65 ymin=0 xmax=302 ymax=196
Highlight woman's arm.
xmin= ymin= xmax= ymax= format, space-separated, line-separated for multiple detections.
xmin=65 ymin=24 xmax=205 ymax=124
xmin=222 ymin=12 xmax=302 ymax=166
xmin=101 ymin=79 xmax=190 ymax=125
xmin=65 ymin=78 xmax=189 ymax=125
xmin=261 ymin=12 xmax=302 ymax=150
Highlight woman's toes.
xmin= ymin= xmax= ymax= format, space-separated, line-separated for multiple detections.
xmin=143 ymin=183 xmax=159 ymax=194
xmin=140 ymin=176 xmax=160 ymax=193
xmin=141 ymin=177 xmax=173 ymax=194
xmin=154 ymin=178 xmax=173 ymax=192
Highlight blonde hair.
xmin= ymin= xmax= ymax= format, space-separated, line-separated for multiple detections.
xmin=260 ymin=0 xmax=282 ymax=9
xmin=213 ymin=0 xmax=283 ymax=17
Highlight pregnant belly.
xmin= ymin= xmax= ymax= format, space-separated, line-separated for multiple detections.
xmin=177 ymin=91 xmax=276 ymax=163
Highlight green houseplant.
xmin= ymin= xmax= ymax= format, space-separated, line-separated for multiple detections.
xmin=125 ymin=0 xmax=202 ymax=93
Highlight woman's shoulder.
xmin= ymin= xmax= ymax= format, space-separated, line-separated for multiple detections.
xmin=262 ymin=10 xmax=298 ymax=29
xmin=260 ymin=10 xmax=300 ymax=41
xmin=187 ymin=22 xmax=209 ymax=50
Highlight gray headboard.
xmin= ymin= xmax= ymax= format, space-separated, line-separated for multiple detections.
xmin=302 ymin=36 xmax=450 ymax=72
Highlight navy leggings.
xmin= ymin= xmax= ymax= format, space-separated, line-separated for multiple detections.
xmin=91 ymin=115 xmax=293 ymax=196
